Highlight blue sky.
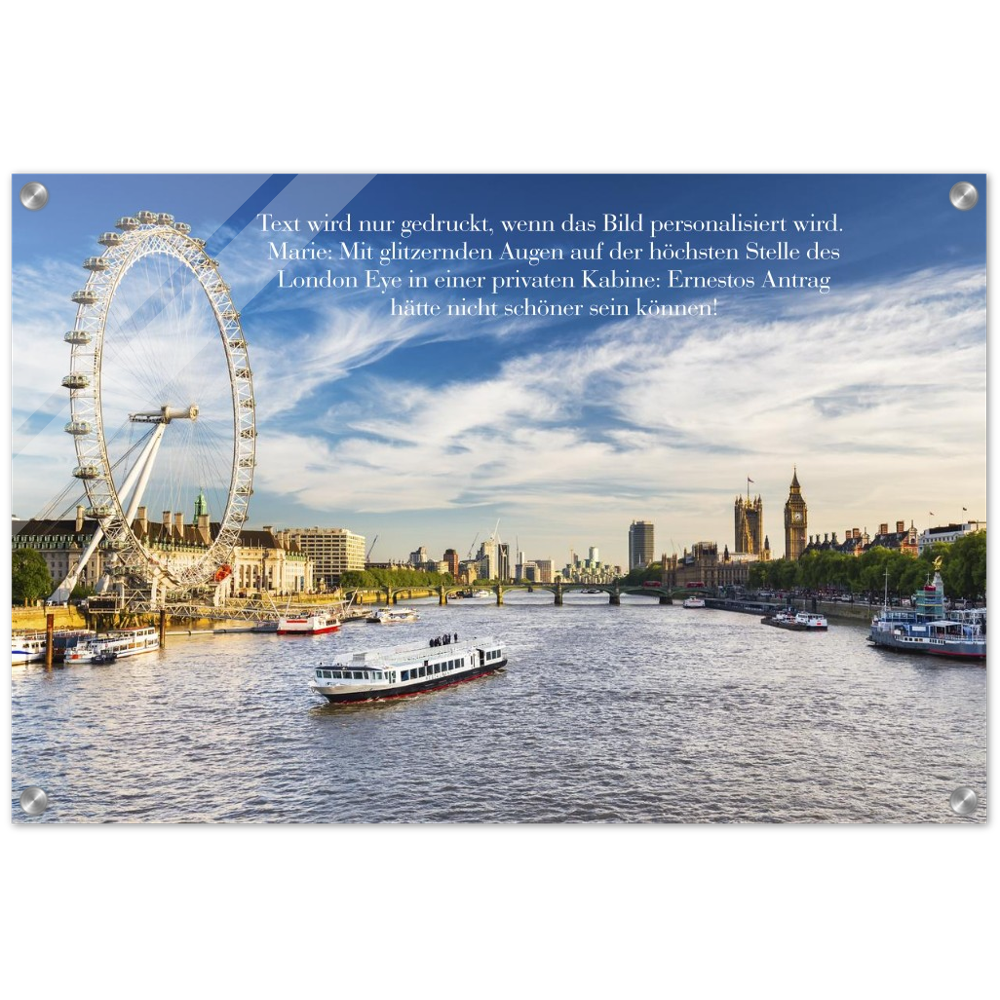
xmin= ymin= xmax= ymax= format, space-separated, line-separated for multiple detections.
xmin=11 ymin=174 xmax=987 ymax=568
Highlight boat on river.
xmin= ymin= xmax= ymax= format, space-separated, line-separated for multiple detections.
xmin=277 ymin=610 xmax=340 ymax=635
xmin=368 ymin=607 xmax=419 ymax=624
xmin=12 ymin=632 xmax=47 ymax=664
xmin=682 ymin=596 xmax=706 ymax=608
xmin=869 ymin=568 xmax=985 ymax=661
xmin=51 ymin=629 xmax=97 ymax=660
xmin=64 ymin=626 xmax=160 ymax=663
xmin=309 ymin=633 xmax=506 ymax=704
xmin=762 ymin=610 xmax=828 ymax=631
xmin=12 ymin=628 xmax=98 ymax=664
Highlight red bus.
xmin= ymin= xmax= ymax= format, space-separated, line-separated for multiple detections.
xmin=685 ymin=581 xmax=705 ymax=589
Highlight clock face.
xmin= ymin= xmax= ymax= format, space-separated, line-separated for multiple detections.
xmin=793 ymin=512 xmax=803 ymax=522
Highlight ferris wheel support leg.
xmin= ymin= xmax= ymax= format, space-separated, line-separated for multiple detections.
xmin=122 ymin=422 xmax=168 ymax=524
xmin=50 ymin=423 xmax=168 ymax=603
xmin=50 ymin=524 xmax=106 ymax=603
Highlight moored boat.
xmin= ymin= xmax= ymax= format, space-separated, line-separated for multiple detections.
xmin=12 ymin=632 xmax=48 ymax=664
xmin=682 ymin=596 xmax=706 ymax=608
xmin=761 ymin=610 xmax=828 ymax=631
xmin=277 ymin=611 xmax=340 ymax=635
xmin=51 ymin=629 xmax=97 ymax=661
xmin=309 ymin=634 xmax=506 ymax=704
xmin=64 ymin=626 xmax=160 ymax=663
xmin=761 ymin=610 xmax=800 ymax=630
xmin=794 ymin=611 xmax=828 ymax=630
xmin=869 ymin=568 xmax=985 ymax=661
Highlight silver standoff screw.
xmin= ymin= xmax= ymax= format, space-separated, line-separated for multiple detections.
xmin=949 ymin=182 xmax=978 ymax=211
xmin=949 ymin=786 xmax=978 ymax=816
xmin=19 ymin=786 xmax=50 ymax=816
xmin=19 ymin=181 xmax=49 ymax=211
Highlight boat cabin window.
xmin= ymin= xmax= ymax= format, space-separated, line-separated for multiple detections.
xmin=402 ymin=670 xmax=410 ymax=681
xmin=352 ymin=671 xmax=363 ymax=679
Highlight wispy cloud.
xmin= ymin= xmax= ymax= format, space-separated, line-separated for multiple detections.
xmin=252 ymin=264 xmax=985 ymax=557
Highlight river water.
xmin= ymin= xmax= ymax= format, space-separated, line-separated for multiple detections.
xmin=10 ymin=594 xmax=986 ymax=823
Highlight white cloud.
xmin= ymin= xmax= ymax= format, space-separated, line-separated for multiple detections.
xmin=251 ymin=265 xmax=986 ymax=563
xmin=13 ymin=253 xmax=986 ymax=567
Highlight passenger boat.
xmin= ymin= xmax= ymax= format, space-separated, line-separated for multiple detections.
xmin=51 ymin=629 xmax=97 ymax=661
xmin=794 ymin=611 xmax=828 ymax=630
xmin=760 ymin=608 xmax=804 ymax=632
xmin=64 ymin=626 xmax=161 ymax=663
xmin=682 ymin=596 xmax=706 ymax=608
xmin=12 ymin=632 xmax=47 ymax=664
xmin=309 ymin=634 xmax=506 ymax=704
xmin=761 ymin=610 xmax=828 ymax=631
xmin=277 ymin=611 xmax=340 ymax=635
xmin=368 ymin=607 xmax=419 ymax=624
xmin=869 ymin=568 xmax=985 ymax=661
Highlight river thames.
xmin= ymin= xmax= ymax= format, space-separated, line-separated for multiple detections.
xmin=10 ymin=594 xmax=986 ymax=823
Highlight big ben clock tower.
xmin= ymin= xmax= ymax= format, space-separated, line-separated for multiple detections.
xmin=783 ymin=468 xmax=807 ymax=560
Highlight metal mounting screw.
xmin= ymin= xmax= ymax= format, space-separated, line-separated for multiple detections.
xmin=949 ymin=786 xmax=978 ymax=816
xmin=949 ymin=182 xmax=978 ymax=211
xmin=19 ymin=786 xmax=50 ymax=816
xmin=19 ymin=181 xmax=49 ymax=211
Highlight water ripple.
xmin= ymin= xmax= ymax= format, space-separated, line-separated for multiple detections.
xmin=11 ymin=599 xmax=986 ymax=823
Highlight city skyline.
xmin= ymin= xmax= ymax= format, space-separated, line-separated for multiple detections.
xmin=11 ymin=175 xmax=987 ymax=570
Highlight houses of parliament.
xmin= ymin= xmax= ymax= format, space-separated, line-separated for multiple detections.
xmin=663 ymin=471 xmax=805 ymax=589
xmin=665 ymin=466 xmax=941 ymax=589
xmin=734 ymin=469 xmax=807 ymax=563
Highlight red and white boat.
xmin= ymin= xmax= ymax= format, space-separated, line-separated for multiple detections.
xmin=276 ymin=611 xmax=341 ymax=635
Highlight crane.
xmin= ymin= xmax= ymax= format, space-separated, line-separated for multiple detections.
xmin=467 ymin=533 xmax=479 ymax=560
xmin=366 ymin=535 xmax=379 ymax=562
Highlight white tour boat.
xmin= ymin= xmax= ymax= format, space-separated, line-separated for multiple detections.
xmin=64 ymin=626 xmax=161 ymax=663
xmin=794 ymin=611 xmax=828 ymax=630
xmin=51 ymin=629 xmax=97 ymax=660
xmin=761 ymin=610 xmax=828 ymax=631
xmin=277 ymin=610 xmax=340 ymax=635
xmin=310 ymin=633 xmax=506 ymax=704
xmin=368 ymin=607 xmax=420 ymax=624
xmin=682 ymin=596 xmax=706 ymax=608
xmin=12 ymin=632 xmax=48 ymax=665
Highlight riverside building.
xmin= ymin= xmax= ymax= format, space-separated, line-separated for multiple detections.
xmin=283 ymin=527 xmax=365 ymax=589
xmin=629 ymin=520 xmax=655 ymax=569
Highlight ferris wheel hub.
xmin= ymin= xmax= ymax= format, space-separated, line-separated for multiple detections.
xmin=130 ymin=404 xmax=199 ymax=424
